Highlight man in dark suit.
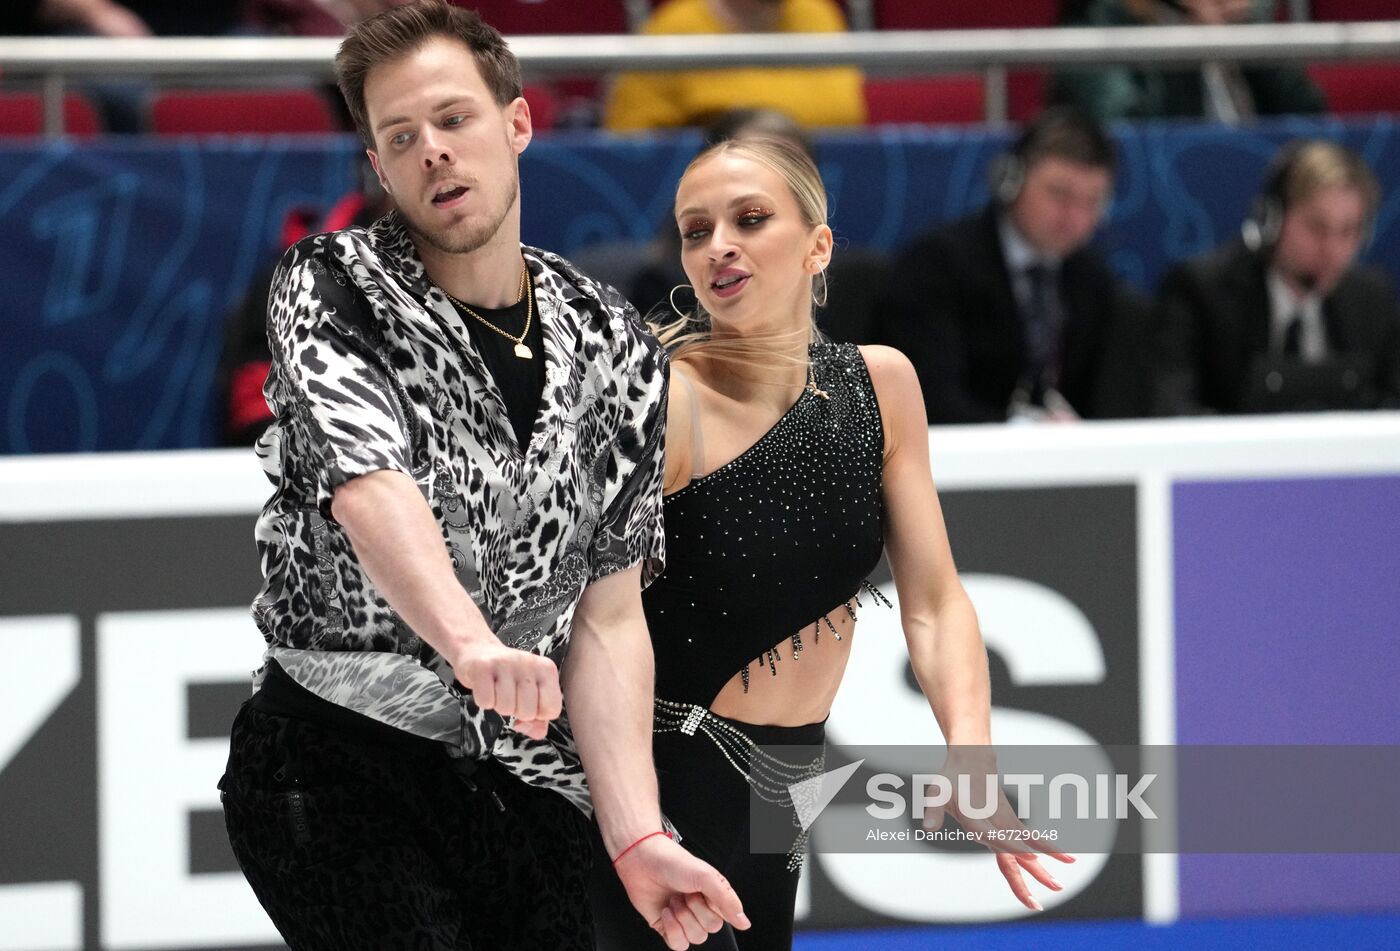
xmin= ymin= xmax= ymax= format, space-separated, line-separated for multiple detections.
xmin=1155 ymin=140 xmax=1400 ymax=415
xmin=877 ymin=108 xmax=1150 ymax=424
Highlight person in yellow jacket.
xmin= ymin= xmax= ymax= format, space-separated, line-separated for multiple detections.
xmin=604 ymin=0 xmax=866 ymax=132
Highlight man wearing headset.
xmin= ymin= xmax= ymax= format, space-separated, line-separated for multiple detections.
xmin=876 ymin=107 xmax=1151 ymax=423
xmin=1154 ymin=140 xmax=1400 ymax=414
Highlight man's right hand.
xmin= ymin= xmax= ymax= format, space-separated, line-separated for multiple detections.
xmin=330 ymin=470 xmax=563 ymax=741
xmin=454 ymin=640 xmax=562 ymax=741
xmin=613 ymin=835 xmax=749 ymax=949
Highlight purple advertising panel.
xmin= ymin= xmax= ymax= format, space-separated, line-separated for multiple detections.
xmin=1172 ymin=475 xmax=1400 ymax=919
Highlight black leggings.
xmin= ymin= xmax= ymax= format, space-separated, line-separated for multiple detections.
xmin=590 ymin=711 xmax=825 ymax=951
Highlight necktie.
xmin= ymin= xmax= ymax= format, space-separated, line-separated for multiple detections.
xmin=1024 ymin=263 xmax=1063 ymax=390
xmin=1282 ymin=311 xmax=1303 ymax=359
xmin=1202 ymin=61 xmax=1255 ymax=123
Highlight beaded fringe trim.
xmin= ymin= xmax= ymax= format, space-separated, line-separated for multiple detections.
xmin=740 ymin=579 xmax=894 ymax=694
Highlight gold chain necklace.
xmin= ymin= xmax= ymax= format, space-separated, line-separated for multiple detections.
xmin=440 ymin=259 xmax=534 ymax=359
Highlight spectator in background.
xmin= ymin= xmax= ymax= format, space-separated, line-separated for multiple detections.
xmin=0 ymin=1 xmax=411 ymax=39
xmin=98 ymin=0 xmax=245 ymax=35
xmin=875 ymin=108 xmax=1151 ymax=424
xmin=66 ymin=0 xmax=411 ymax=36
xmin=247 ymin=0 xmax=414 ymax=36
xmin=604 ymin=0 xmax=866 ymax=132
xmin=216 ymin=161 xmax=393 ymax=444
xmin=1051 ymin=0 xmax=1325 ymax=122
xmin=1 ymin=0 xmax=149 ymax=36
xmin=1154 ymin=140 xmax=1400 ymax=414
xmin=1 ymin=1 xmax=410 ymax=132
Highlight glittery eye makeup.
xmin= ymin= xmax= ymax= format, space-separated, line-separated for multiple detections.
xmin=680 ymin=218 xmax=713 ymax=241
xmin=678 ymin=204 xmax=776 ymax=241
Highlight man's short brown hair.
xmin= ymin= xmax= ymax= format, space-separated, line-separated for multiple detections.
xmin=335 ymin=0 xmax=523 ymax=149
xmin=1016 ymin=106 xmax=1117 ymax=174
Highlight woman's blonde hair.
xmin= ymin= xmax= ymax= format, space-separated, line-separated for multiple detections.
xmin=650 ymin=136 xmax=831 ymax=375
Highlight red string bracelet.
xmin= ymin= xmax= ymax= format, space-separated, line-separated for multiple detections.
xmin=612 ymin=830 xmax=673 ymax=866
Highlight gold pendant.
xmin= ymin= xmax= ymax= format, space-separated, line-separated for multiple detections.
xmin=513 ymin=343 xmax=533 ymax=359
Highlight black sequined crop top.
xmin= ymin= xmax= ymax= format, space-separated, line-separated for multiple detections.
xmin=643 ymin=342 xmax=888 ymax=707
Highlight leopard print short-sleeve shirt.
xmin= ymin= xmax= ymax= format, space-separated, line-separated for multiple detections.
xmin=250 ymin=212 xmax=668 ymax=813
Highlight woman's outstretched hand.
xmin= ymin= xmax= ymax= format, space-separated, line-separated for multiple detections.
xmin=920 ymin=747 xmax=1076 ymax=911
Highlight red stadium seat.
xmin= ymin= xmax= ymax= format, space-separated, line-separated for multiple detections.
xmin=1008 ymin=72 xmax=1048 ymax=122
xmin=522 ymin=83 xmax=557 ymax=130
xmin=1308 ymin=63 xmax=1400 ymax=115
xmin=453 ymin=1 xmax=629 ymax=34
xmin=1310 ymin=1 xmax=1399 ymax=22
xmin=864 ymin=72 xmax=1048 ymax=125
xmin=872 ymin=0 xmax=1060 ymax=30
xmin=151 ymin=89 xmax=335 ymax=135
xmin=0 ymin=92 xmax=102 ymax=136
xmin=866 ymin=3 xmax=1054 ymax=126
xmin=149 ymin=87 xmax=555 ymax=136
xmin=451 ymin=2 xmax=630 ymax=127
xmin=865 ymin=76 xmax=984 ymax=125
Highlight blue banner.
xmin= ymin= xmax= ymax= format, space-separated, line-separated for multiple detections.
xmin=3 ymin=116 xmax=1398 ymax=453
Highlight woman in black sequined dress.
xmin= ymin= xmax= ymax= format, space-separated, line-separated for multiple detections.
xmin=588 ymin=137 xmax=1074 ymax=951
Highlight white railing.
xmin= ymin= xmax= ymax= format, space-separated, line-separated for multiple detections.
xmin=2 ymin=21 xmax=1399 ymax=134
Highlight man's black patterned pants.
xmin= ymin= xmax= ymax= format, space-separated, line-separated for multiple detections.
xmin=220 ymin=704 xmax=593 ymax=951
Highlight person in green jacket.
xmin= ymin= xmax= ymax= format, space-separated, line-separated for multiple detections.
xmin=1051 ymin=0 xmax=1326 ymax=121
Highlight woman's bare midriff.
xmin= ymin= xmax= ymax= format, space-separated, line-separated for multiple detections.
xmin=706 ymin=600 xmax=859 ymax=727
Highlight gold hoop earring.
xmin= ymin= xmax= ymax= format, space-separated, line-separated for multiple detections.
xmin=669 ymin=284 xmax=694 ymax=318
xmin=813 ymin=269 xmax=829 ymax=308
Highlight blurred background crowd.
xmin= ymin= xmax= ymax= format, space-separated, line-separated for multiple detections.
xmin=4 ymin=1 xmax=1394 ymax=130
xmin=2 ymin=0 xmax=1398 ymax=451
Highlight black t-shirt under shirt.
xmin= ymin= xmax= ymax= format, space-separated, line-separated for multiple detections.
xmin=449 ymin=287 xmax=545 ymax=453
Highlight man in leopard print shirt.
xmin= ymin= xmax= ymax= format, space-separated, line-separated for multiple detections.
xmin=218 ymin=3 xmax=748 ymax=949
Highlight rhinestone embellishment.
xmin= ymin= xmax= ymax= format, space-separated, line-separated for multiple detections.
xmin=680 ymin=704 xmax=706 ymax=736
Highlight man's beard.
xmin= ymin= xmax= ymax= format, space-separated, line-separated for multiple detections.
xmin=402 ymin=171 xmax=518 ymax=257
